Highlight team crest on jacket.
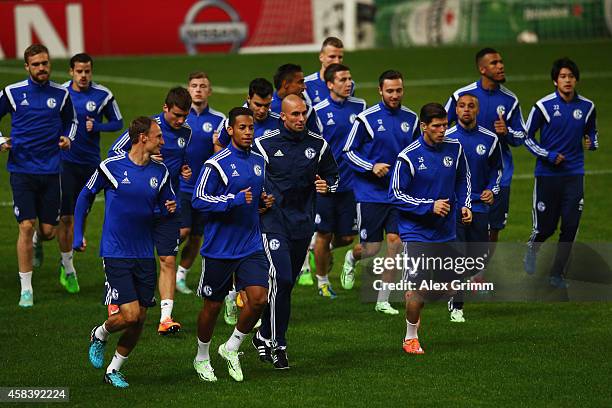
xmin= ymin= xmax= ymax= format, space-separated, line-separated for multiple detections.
xmin=476 ymin=144 xmax=486 ymax=155
xmin=305 ymin=147 xmax=317 ymax=159
xmin=47 ymin=98 xmax=57 ymax=109
xmin=149 ymin=177 xmax=159 ymax=189
xmin=86 ymin=100 xmax=97 ymax=112
xmin=401 ymin=122 xmax=410 ymax=133
xmin=573 ymin=109 xmax=583 ymax=120
xmin=203 ymin=122 xmax=213 ymax=132
xmin=178 ymin=137 xmax=186 ymax=148
xmin=496 ymin=105 xmax=505 ymax=117
xmin=443 ymin=156 xmax=453 ymax=167
xmin=254 ymin=164 xmax=262 ymax=176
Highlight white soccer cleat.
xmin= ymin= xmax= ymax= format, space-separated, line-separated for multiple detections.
xmin=374 ymin=301 xmax=399 ymax=315
xmin=341 ymin=250 xmax=356 ymax=290
xmin=193 ymin=358 xmax=217 ymax=382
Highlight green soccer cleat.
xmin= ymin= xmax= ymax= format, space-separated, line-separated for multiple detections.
xmin=104 ymin=370 xmax=129 ymax=388
xmin=59 ymin=263 xmax=80 ymax=294
xmin=341 ymin=250 xmax=355 ymax=290
xmin=19 ymin=290 xmax=33 ymax=308
xmin=223 ymin=295 xmax=238 ymax=326
xmin=450 ymin=308 xmax=466 ymax=323
xmin=218 ymin=343 xmax=244 ymax=382
xmin=176 ymin=278 xmax=193 ymax=294
xmin=308 ymin=250 xmax=316 ymax=272
xmin=193 ymin=358 xmax=217 ymax=382
xmin=374 ymin=301 xmax=399 ymax=315
xmin=318 ymin=283 xmax=337 ymax=299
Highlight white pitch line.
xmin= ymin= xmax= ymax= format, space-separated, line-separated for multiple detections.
xmin=1 ymin=66 xmax=611 ymax=94
xmin=0 ymin=170 xmax=610 ymax=207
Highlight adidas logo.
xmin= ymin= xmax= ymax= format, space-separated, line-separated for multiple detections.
xmin=418 ymin=163 xmax=427 ymax=170
xmin=554 ymin=110 xmax=562 ymax=117
xmin=326 ymin=118 xmax=335 ymax=125
xmin=20 ymin=99 xmax=29 ymax=106
xmin=377 ymin=125 xmax=386 ymax=131
xmin=231 ymin=169 xmax=240 ymax=177
xmin=274 ymin=150 xmax=284 ymax=157
xmin=121 ymin=177 xmax=131 ymax=184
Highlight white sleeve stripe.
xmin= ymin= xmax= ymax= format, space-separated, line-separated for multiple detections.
xmin=535 ymin=101 xmax=550 ymax=123
xmin=113 ymin=133 xmax=131 ymax=152
xmin=584 ymin=103 xmax=595 ymax=124
xmin=392 ymin=161 xmax=434 ymax=205
xmin=463 ymin=152 xmax=472 ymax=208
xmin=342 ymin=120 xmax=360 ymax=152
xmin=346 ymin=151 xmax=373 ymax=171
xmin=524 ymin=138 xmax=549 ymax=157
xmin=99 ymin=162 xmax=118 ymax=189
xmin=86 ymin=169 xmax=99 ymax=189
xmin=4 ymin=89 xmax=16 ymax=111
xmin=254 ymin=138 xmax=269 ymax=163
xmin=195 ymin=167 xmax=236 ymax=203
xmin=318 ymin=140 xmax=328 ymax=163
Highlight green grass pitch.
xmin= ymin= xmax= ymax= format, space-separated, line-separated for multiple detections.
xmin=0 ymin=40 xmax=611 ymax=406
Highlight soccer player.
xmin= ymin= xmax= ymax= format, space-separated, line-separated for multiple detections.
xmin=312 ymin=63 xmax=366 ymax=298
xmin=304 ymin=37 xmax=355 ymax=105
xmin=271 ymin=63 xmax=322 ymax=134
xmin=0 ymin=44 xmax=77 ymax=307
xmin=78 ymin=116 xmax=177 ymax=388
xmin=57 ymin=53 xmax=123 ymax=294
xmin=448 ymin=94 xmax=502 ymax=322
xmin=252 ymin=95 xmax=339 ymax=369
xmin=523 ymin=58 xmax=597 ymax=288
xmin=341 ymin=70 xmax=419 ymax=315
xmin=176 ymin=72 xmax=225 ymax=297
xmin=388 ymin=103 xmax=471 ymax=354
xmin=191 ymin=107 xmax=272 ymax=382
xmin=216 ymin=77 xmax=280 ymax=150
xmin=445 ymin=48 xmax=525 ymax=249
xmin=109 ymin=88 xmax=192 ymax=334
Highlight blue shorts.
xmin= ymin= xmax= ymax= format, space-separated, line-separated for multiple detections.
xmin=103 ymin=258 xmax=157 ymax=307
xmin=489 ymin=186 xmax=510 ymax=231
xmin=456 ymin=211 xmax=489 ymax=243
xmin=315 ymin=191 xmax=358 ymax=236
xmin=179 ymin=191 xmax=206 ymax=236
xmin=154 ymin=214 xmax=181 ymax=257
xmin=197 ymin=250 xmax=269 ymax=301
xmin=61 ymin=162 xmax=97 ymax=216
xmin=357 ymin=202 xmax=399 ymax=243
xmin=10 ymin=172 xmax=61 ymax=225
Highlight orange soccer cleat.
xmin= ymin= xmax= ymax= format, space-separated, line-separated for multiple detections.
xmin=158 ymin=317 xmax=181 ymax=335
xmin=402 ymin=338 xmax=425 ymax=354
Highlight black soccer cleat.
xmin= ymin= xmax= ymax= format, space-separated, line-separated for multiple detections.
xmin=272 ymin=347 xmax=289 ymax=370
xmin=252 ymin=334 xmax=272 ymax=363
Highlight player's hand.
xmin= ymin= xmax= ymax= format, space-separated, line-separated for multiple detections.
xmin=73 ymin=238 xmax=87 ymax=252
xmin=151 ymin=153 xmax=163 ymax=161
xmin=315 ymin=175 xmax=328 ymax=194
xmin=59 ymin=136 xmax=71 ymax=150
xmin=261 ymin=192 xmax=275 ymax=208
xmin=554 ymin=153 xmax=565 ymax=165
xmin=433 ymin=199 xmax=450 ymax=217
xmin=584 ymin=135 xmax=592 ymax=150
xmin=240 ymin=186 xmax=253 ymax=204
xmin=0 ymin=138 xmax=11 ymax=152
xmin=480 ymin=189 xmax=494 ymax=205
xmin=494 ymin=111 xmax=507 ymax=136
xmin=86 ymin=116 xmax=95 ymax=132
xmin=181 ymin=164 xmax=192 ymax=181
xmin=372 ymin=163 xmax=390 ymax=178
xmin=461 ymin=207 xmax=472 ymax=224
xmin=165 ymin=200 xmax=176 ymax=214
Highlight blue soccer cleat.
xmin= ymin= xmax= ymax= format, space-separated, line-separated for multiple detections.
xmin=89 ymin=326 xmax=107 ymax=369
xmin=104 ymin=370 xmax=129 ymax=388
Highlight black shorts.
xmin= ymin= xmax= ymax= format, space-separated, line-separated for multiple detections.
xmin=315 ymin=191 xmax=358 ymax=236
xmin=61 ymin=162 xmax=97 ymax=216
xmin=179 ymin=191 xmax=206 ymax=236
xmin=10 ymin=172 xmax=61 ymax=225
xmin=197 ymin=251 xmax=269 ymax=301
xmin=489 ymin=186 xmax=510 ymax=231
xmin=402 ymin=241 xmax=464 ymax=286
xmin=103 ymin=257 xmax=157 ymax=307
xmin=357 ymin=202 xmax=399 ymax=243
xmin=154 ymin=214 xmax=181 ymax=257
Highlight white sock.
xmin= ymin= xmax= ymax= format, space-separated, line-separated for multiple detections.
xmin=176 ymin=265 xmax=189 ymax=281
xmin=32 ymin=230 xmax=39 ymax=245
xmin=346 ymin=249 xmax=355 ymax=266
xmin=61 ymin=251 xmax=76 ymax=275
xmin=19 ymin=271 xmax=33 ymax=292
xmin=227 ymin=289 xmax=238 ymax=301
xmin=160 ymin=299 xmax=174 ymax=322
xmin=308 ymin=233 xmax=316 ymax=250
xmin=95 ymin=322 xmax=110 ymax=341
xmin=316 ymin=274 xmax=329 ymax=288
xmin=226 ymin=328 xmax=248 ymax=352
xmin=196 ymin=338 xmax=211 ymax=361
xmin=301 ymin=253 xmax=310 ymax=272
xmin=106 ymin=351 xmax=128 ymax=374
xmin=377 ymin=288 xmax=390 ymax=303
xmin=405 ymin=320 xmax=418 ymax=340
